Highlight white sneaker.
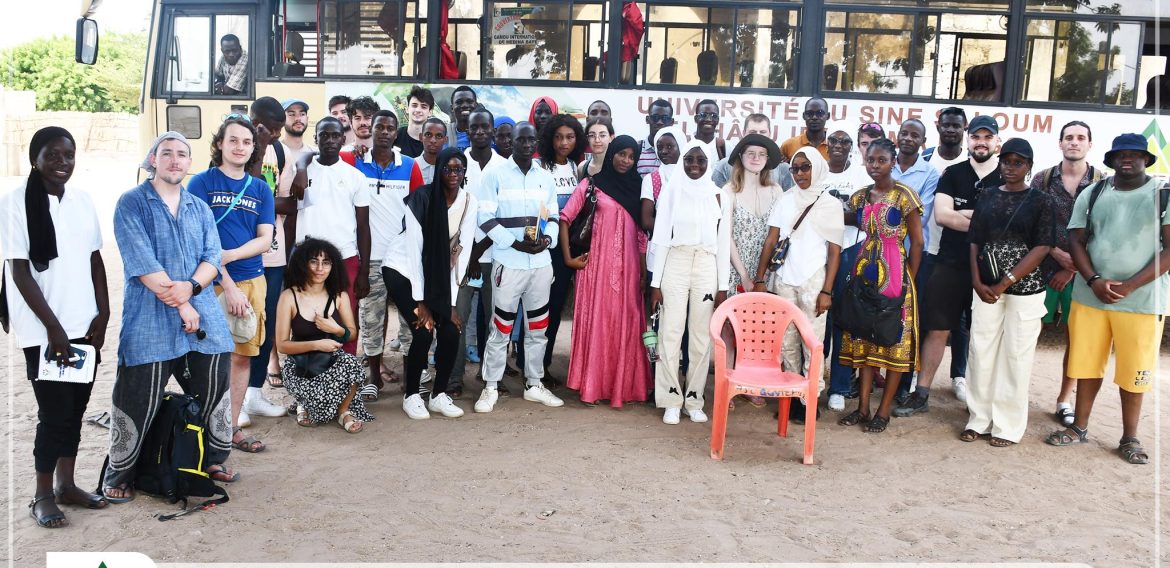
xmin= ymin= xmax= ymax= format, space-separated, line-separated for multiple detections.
xmin=428 ymin=393 xmax=465 ymax=418
xmin=662 ymin=408 xmax=681 ymax=425
xmin=244 ymin=387 xmax=288 ymax=417
xmin=828 ymin=394 xmax=846 ymax=411
xmin=402 ymin=393 xmax=430 ymax=419
xmin=523 ymin=384 xmax=564 ymax=407
xmin=237 ymin=410 xmax=252 ymax=429
xmin=388 ymin=338 xmax=402 ymax=352
xmin=953 ymin=376 xmax=968 ymax=403
xmin=474 ymin=387 xmax=498 ymax=413
xmin=688 ymin=409 xmax=709 ymax=423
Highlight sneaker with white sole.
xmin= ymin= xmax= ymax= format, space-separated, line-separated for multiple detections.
xmin=388 ymin=338 xmax=402 ymax=352
xmin=828 ymin=393 xmax=846 ymax=411
xmin=688 ymin=409 xmax=708 ymax=423
xmin=523 ymin=384 xmax=564 ymax=407
xmin=662 ymin=408 xmax=681 ymax=424
xmin=428 ymin=393 xmax=465 ymax=418
xmin=402 ymin=393 xmax=430 ymax=419
xmin=237 ymin=410 xmax=252 ymax=429
xmin=474 ymin=387 xmax=499 ymax=413
xmin=244 ymin=387 xmax=288 ymax=417
xmin=953 ymin=376 xmax=968 ymax=403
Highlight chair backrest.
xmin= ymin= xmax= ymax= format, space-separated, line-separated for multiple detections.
xmin=708 ymin=292 xmax=821 ymax=367
xmin=660 ymin=57 xmax=678 ymax=84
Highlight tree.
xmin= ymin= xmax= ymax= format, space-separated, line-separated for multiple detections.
xmin=0 ymin=32 xmax=146 ymax=113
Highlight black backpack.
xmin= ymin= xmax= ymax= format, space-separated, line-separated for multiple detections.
xmin=97 ymin=392 xmax=229 ymax=521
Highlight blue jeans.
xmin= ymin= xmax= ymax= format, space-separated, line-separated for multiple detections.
xmin=826 ymin=241 xmax=862 ymax=396
xmin=248 ymin=266 xmax=284 ymax=388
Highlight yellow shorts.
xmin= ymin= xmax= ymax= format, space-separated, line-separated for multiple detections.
xmin=1067 ymin=301 xmax=1163 ymax=393
xmin=215 ymin=276 xmax=267 ymax=357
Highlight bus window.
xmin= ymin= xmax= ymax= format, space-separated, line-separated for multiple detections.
xmin=166 ymin=16 xmax=212 ymax=94
xmin=824 ymin=10 xmax=1006 ymax=100
xmin=642 ymin=5 xmax=733 ymax=87
xmin=447 ymin=0 xmax=483 ymax=80
xmin=1022 ymin=19 xmax=1141 ymax=107
xmin=1026 ymin=0 xmax=1158 ymax=17
xmin=318 ymin=0 xmax=424 ymax=77
xmin=484 ymin=1 xmax=603 ymax=81
xmin=214 ymin=15 xmax=251 ymax=94
xmin=734 ymin=8 xmax=799 ymax=90
xmin=276 ymin=0 xmax=320 ymax=77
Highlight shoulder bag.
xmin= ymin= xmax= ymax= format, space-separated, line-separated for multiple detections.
xmin=567 ymin=178 xmax=598 ymax=259
xmin=768 ymin=193 xmax=821 ymax=271
xmin=976 ymin=189 xmax=1031 ymax=286
xmin=834 ymin=270 xmax=907 ymax=347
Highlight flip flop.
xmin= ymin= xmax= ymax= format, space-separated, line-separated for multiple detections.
xmin=101 ymin=484 xmax=135 ymax=504
xmin=267 ymin=372 xmax=284 ymax=388
xmin=959 ymin=429 xmax=982 ymax=442
xmin=381 ymin=369 xmax=400 ymax=384
xmin=359 ymin=383 xmax=380 ymax=402
xmin=206 ymin=464 xmax=240 ymax=483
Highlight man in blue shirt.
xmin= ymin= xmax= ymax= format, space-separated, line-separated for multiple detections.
xmin=473 ymin=122 xmax=564 ymax=413
xmin=103 ymin=132 xmax=237 ymax=502
xmin=188 ymin=116 xmax=276 ymax=453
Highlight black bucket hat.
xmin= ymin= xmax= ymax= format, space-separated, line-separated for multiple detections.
xmin=729 ymin=133 xmax=782 ymax=171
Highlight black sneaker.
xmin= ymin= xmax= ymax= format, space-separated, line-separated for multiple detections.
xmin=893 ymin=389 xmax=911 ymax=406
xmin=892 ymin=392 xmax=929 ymax=417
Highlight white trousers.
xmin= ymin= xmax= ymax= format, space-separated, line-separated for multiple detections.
xmin=770 ymin=267 xmax=827 ymax=395
xmin=965 ymin=292 xmax=1046 ymax=442
xmin=482 ymin=263 xmax=554 ymax=384
xmin=656 ymin=246 xmax=718 ymax=411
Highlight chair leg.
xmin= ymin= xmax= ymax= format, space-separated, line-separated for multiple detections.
xmin=710 ymin=380 xmax=731 ymax=460
xmin=803 ymin=392 xmax=816 ymax=465
xmin=777 ymin=397 xmax=791 ymax=438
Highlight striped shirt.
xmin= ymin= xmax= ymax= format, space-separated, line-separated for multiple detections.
xmin=637 ymin=138 xmax=660 ymax=176
xmin=476 ymin=158 xmax=561 ymax=270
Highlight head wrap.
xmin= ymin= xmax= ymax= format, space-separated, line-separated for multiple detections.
xmin=790 ymin=146 xmax=844 ymax=246
xmin=140 ymin=131 xmax=192 ymax=176
xmin=650 ymin=139 xmax=721 ymax=251
xmin=589 ymin=135 xmax=643 ymax=225
xmin=26 ymin=127 xmax=76 ymax=271
xmin=407 ymin=147 xmax=468 ymax=321
xmin=492 ymin=116 xmax=515 ymax=154
xmin=528 ymin=96 xmax=559 ymax=130
xmin=652 ymin=125 xmax=687 ymax=183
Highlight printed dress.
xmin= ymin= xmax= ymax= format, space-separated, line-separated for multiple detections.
xmin=728 ymin=198 xmax=775 ymax=295
xmin=281 ymin=291 xmax=374 ymax=425
xmin=839 ymin=183 xmax=923 ymax=372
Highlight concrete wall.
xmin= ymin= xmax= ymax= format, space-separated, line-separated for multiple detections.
xmin=1 ymin=88 xmax=139 ymax=176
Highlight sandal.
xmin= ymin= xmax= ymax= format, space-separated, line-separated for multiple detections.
xmin=1118 ymin=437 xmax=1149 ymax=464
xmin=206 ymin=464 xmax=240 ymax=483
xmin=54 ymin=485 xmax=108 ymax=509
xmin=381 ymin=369 xmax=400 ymax=384
xmin=29 ymin=494 xmax=66 ymax=528
xmin=101 ymin=483 xmax=135 ymax=504
xmin=837 ymin=409 xmax=870 ymax=427
xmin=959 ymin=429 xmax=982 ymax=442
xmin=864 ymin=415 xmax=890 ymax=433
xmin=267 ymin=372 xmax=284 ymax=388
xmin=85 ymin=411 xmax=111 ymax=429
xmin=1055 ymin=407 xmax=1074 ymax=427
xmin=338 ymin=410 xmax=364 ymax=433
xmin=232 ymin=427 xmax=265 ymax=453
xmin=359 ymin=383 xmax=380 ymax=402
xmin=989 ymin=437 xmax=1015 ymax=447
xmin=1045 ymin=425 xmax=1088 ymax=446
xmin=296 ymin=404 xmax=315 ymax=427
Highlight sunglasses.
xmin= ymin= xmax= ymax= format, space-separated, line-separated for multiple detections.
xmin=790 ymin=164 xmax=813 ymax=173
xmin=803 ymin=110 xmax=829 ymax=119
xmin=225 ymin=112 xmax=252 ymax=123
xmin=695 ymin=112 xmax=719 ymax=120
xmin=827 ymin=136 xmax=852 ymax=145
xmin=859 ymin=122 xmax=883 ymax=133
xmin=647 ymin=114 xmax=673 ymax=124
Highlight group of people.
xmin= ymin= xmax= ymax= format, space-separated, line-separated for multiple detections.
xmin=6 ymin=86 xmax=1166 ymax=529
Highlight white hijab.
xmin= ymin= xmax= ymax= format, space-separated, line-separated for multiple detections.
xmin=653 ymin=125 xmax=687 ymax=184
xmin=651 ymin=138 xmax=721 ymax=249
xmin=789 ymin=146 xmax=844 ymax=246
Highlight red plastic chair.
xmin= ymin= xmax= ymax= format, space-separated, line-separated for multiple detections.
xmin=708 ymin=292 xmax=823 ymax=464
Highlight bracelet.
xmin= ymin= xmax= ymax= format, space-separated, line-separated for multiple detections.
xmin=1086 ymin=273 xmax=1102 ymax=285
xmin=1005 ymin=272 xmax=1018 ymax=284
xmin=334 ymin=328 xmax=352 ymax=343
xmin=753 ymin=278 xmax=766 ymax=284
xmin=819 ymin=290 xmax=832 ymax=297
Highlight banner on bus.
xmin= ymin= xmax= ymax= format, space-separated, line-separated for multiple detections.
xmin=491 ymin=7 xmax=539 ymax=46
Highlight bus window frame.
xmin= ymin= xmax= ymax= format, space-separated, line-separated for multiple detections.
xmin=153 ymin=4 xmax=257 ymax=101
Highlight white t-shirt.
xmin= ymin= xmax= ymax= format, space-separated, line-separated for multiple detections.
xmin=298 ymin=159 xmax=371 ymax=258
xmin=767 ymin=190 xmax=845 ymax=287
xmin=926 ymin=149 xmax=968 ymax=255
xmin=419 ymin=158 xmax=437 ymax=186
xmin=549 ymin=161 xmax=579 ymax=197
xmin=1 ymin=185 xmax=103 ymax=348
xmin=823 ymin=163 xmax=872 ymax=246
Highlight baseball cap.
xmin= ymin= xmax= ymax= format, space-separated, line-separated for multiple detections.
xmin=967 ymin=115 xmax=999 ymax=135
xmin=282 ymin=98 xmax=309 ymax=112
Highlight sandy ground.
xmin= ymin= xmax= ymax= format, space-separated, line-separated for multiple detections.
xmin=2 ymin=160 xmax=1169 ymax=566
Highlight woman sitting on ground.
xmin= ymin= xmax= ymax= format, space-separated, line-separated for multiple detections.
xmin=275 ymin=238 xmax=372 ymax=433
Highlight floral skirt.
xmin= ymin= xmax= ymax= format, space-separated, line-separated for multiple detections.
xmin=282 ymin=351 xmax=374 ymax=424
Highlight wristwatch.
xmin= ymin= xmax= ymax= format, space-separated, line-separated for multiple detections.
xmin=188 ymin=278 xmax=203 ymax=296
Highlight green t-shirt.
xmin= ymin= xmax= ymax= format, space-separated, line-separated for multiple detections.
xmin=1068 ymin=177 xmax=1170 ymax=315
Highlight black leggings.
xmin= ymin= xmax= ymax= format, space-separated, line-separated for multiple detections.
xmin=382 ymin=266 xmax=460 ymax=397
xmin=24 ymin=339 xmax=99 ymax=474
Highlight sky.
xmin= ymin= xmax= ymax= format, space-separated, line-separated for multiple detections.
xmin=1 ymin=0 xmax=154 ymax=49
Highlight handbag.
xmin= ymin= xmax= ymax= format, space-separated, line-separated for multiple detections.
xmin=289 ymin=351 xmax=335 ymax=379
xmin=567 ymin=178 xmax=598 ymax=258
xmin=835 ymin=271 xmax=906 ymax=347
xmin=976 ymin=189 xmax=1031 ymax=285
xmin=769 ymin=193 xmax=821 ymax=271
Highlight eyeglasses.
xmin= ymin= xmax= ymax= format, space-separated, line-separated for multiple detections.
xmin=586 ymin=132 xmax=610 ymax=140
xmin=827 ymin=136 xmax=852 ymax=146
xmin=695 ymin=112 xmax=719 ymax=120
xmin=803 ymin=110 xmax=829 ymax=119
xmin=790 ymin=164 xmax=813 ymax=173
xmin=742 ymin=150 xmax=769 ymax=161
xmin=225 ymin=112 xmax=252 ymax=123
xmin=647 ymin=114 xmax=673 ymax=124
xmin=442 ymin=167 xmax=467 ymax=175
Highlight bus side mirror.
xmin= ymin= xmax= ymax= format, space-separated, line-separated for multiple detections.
xmin=76 ymin=18 xmax=99 ymax=65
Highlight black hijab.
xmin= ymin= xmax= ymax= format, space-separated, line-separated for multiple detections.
xmin=407 ymin=147 xmax=467 ymax=321
xmin=26 ymin=127 xmax=75 ymax=272
xmin=589 ymin=134 xmax=643 ymax=225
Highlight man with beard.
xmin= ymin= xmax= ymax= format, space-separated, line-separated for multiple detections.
xmin=780 ymin=97 xmax=831 ymax=162
xmin=450 ymin=86 xmax=478 ymax=151
xmin=329 ymin=95 xmax=355 ymax=146
xmin=281 ymin=99 xmax=315 ymax=158
xmin=895 ymin=115 xmax=1000 ymax=417
xmin=1031 ymin=121 xmax=1102 ymax=427
xmin=343 ymin=96 xmax=380 ymax=154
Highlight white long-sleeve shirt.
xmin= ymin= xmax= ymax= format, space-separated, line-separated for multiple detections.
xmin=649 ymin=184 xmax=732 ymax=291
